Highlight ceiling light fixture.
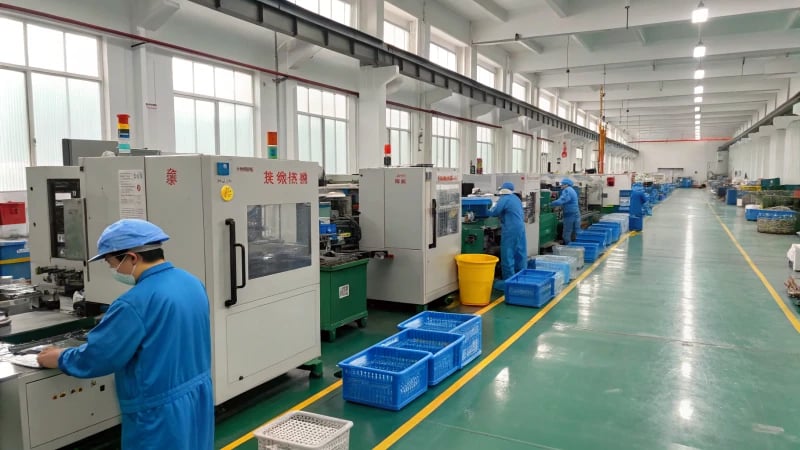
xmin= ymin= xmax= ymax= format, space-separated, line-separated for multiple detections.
xmin=693 ymin=41 xmax=706 ymax=58
xmin=695 ymin=106 xmax=701 ymax=112
xmin=692 ymin=1 xmax=709 ymax=24
xmin=695 ymin=114 xmax=701 ymax=119
xmin=694 ymin=85 xmax=704 ymax=95
xmin=694 ymin=96 xmax=703 ymax=103
xmin=694 ymin=68 xmax=705 ymax=79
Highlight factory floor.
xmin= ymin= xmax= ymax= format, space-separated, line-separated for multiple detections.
xmin=70 ymin=188 xmax=800 ymax=450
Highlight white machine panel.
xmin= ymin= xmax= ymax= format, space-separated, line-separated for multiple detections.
xmin=81 ymin=157 xmax=147 ymax=304
xmin=25 ymin=374 xmax=119 ymax=448
xmin=602 ymin=174 xmax=633 ymax=207
xmin=360 ymin=167 xmax=460 ymax=305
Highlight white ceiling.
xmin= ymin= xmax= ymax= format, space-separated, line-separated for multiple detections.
xmin=441 ymin=0 xmax=800 ymax=140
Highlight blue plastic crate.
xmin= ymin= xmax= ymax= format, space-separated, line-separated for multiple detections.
xmin=504 ymin=269 xmax=556 ymax=307
xmin=569 ymin=241 xmax=600 ymax=262
xmin=587 ymin=225 xmax=614 ymax=243
xmin=574 ymin=231 xmax=608 ymax=249
xmin=398 ymin=311 xmax=482 ymax=368
xmin=528 ymin=259 xmax=570 ymax=284
xmin=589 ymin=222 xmax=620 ymax=242
xmin=0 ymin=240 xmax=28 ymax=260
xmin=376 ymin=329 xmax=464 ymax=386
xmin=461 ymin=198 xmax=493 ymax=218
xmin=745 ymin=207 xmax=760 ymax=221
xmin=338 ymin=346 xmax=430 ymax=410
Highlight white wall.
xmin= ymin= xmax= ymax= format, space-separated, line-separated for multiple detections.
xmin=635 ymin=141 xmax=720 ymax=182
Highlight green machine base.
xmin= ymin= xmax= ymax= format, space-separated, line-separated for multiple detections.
xmin=320 ymin=258 xmax=369 ymax=342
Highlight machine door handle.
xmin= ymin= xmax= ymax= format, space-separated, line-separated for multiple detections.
xmin=235 ymin=243 xmax=246 ymax=289
xmin=224 ymin=218 xmax=245 ymax=307
xmin=429 ymin=199 xmax=437 ymax=249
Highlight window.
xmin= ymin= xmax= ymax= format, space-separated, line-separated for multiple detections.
xmin=0 ymin=18 xmax=102 ymax=191
xmin=296 ymin=85 xmax=349 ymax=174
xmin=432 ymin=117 xmax=459 ymax=169
xmin=540 ymin=140 xmax=551 ymax=173
xmin=429 ymin=42 xmax=457 ymax=71
xmin=476 ymin=126 xmax=495 ymax=173
xmin=172 ymin=57 xmax=254 ymax=157
xmin=575 ymin=147 xmax=583 ymax=159
xmin=512 ymin=133 xmax=530 ymax=173
xmin=384 ymin=20 xmax=409 ymax=51
xmin=386 ymin=108 xmax=411 ymax=165
xmin=512 ymin=81 xmax=527 ymax=102
xmin=538 ymin=91 xmax=553 ymax=113
xmin=576 ymin=109 xmax=586 ymax=127
xmin=476 ymin=64 xmax=496 ymax=88
xmin=589 ymin=115 xmax=598 ymax=132
xmin=289 ymin=0 xmax=351 ymax=26
xmin=557 ymin=101 xmax=569 ymax=119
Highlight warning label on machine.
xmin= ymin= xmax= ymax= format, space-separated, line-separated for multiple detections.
xmin=118 ymin=169 xmax=147 ymax=220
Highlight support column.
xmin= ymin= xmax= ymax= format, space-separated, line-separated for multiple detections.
xmin=357 ymin=66 xmax=400 ymax=169
xmin=759 ymin=126 xmax=777 ymax=178
xmin=358 ymin=0 xmax=383 ymax=38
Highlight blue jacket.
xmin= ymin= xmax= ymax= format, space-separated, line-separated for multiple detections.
xmin=59 ymin=262 xmax=213 ymax=450
xmin=488 ymin=193 xmax=525 ymax=235
xmin=551 ymin=186 xmax=579 ymax=215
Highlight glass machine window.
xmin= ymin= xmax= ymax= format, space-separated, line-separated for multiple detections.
xmin=247 ymin=203 xmax=312 ymax=279
xmin=436 ymin=185 xmax=460 ymax=238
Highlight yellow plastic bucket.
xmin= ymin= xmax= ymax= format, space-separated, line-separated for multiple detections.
xmin=455 ymin=254 xmax=499 ymax=306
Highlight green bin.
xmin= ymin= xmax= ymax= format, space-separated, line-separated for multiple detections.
xmin=320 ymin=258 xmax=368 ymax=341
xmin=539 ymin=212 xmax=558 ymax=246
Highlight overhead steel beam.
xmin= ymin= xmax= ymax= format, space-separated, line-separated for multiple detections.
xmin=718 ymin=90 xmax=800 ymax=151
xmin=188 ymin=0 xmax=638 ymax=154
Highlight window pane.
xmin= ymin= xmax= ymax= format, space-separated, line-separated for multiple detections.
xmin=235 ymin=105 xmax=254 ymax=157
xmin=193 ymin=62 xmax=215 ymax=96
xmin=214 ymin=67 xmax=235 ymax=100
xmin=450 ymin=139 xmax=459 ymax=169
xmin=0 ymin=69 xmax=30 ymax=191
xmin=334 ymin=93 xmax=347 ymax=119
xmin=308 ymin=87 xmax=322 ymax=115
xmin=67 ymin=79 xmax=101 ymax=140
xmin=400 ymin=110 xmax=409 ymax=129
xmin=219 ymin=102 xmax=236 ymax=156
xmin=321 ymin=0 xmax=333 ymax=20
xmin=512 ymin=82 xmax=526 ymax=101
xmin=477 ymin=65 xmax=495 ymax=88
xmin=324 ymin=119 xmax=336 ymax=173
xmin=27 ymin=24 xmax=65 ymax=72
xmin=172 ymin=58 xmax=194 ymax=93
xmin=322 ymin=91 xmax=335 ymax=117
xmin=234 ymin=72 xmax=252 ymax=103
xmin=296 ymin=0 xmax=317 ymax=12
xmin=309 ymin=116 xmax=323 ymax=167
xmin=65 ymin=33 xmax=98 ymax=76
xmin=195 ymin=100 xmax=216 ymax=154
xmin=399 ymin=130 xmax=410 ymax=165
xmin=297 ymin=115 xmax=310 ymax=161
xmin=31 ymin=73 xmax=68 ymax=166
xmin=335 ymin=120 xmax=347 ymax=174
xmin=297 ymin=86 xmax=308 ymax=113
xmin=174 ymin=97 xmax=196 ymax=153
xmin=0 ymin=18 xmax=25 ymax=65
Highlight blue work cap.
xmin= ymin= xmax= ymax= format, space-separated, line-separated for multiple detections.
xmin=500 ymin=182 xmax=515 ymax=191
xmin=88 ymin=219 xmax=169 ymax=262
xmin=561 ymin=178 xmax=574 ymax=186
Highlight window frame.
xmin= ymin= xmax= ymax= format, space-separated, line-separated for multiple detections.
xmin=511 ymin=79 xmax=528 ymax=102
xmin=171 ymin=56 xmax=256 ymax=157
xmin=538 ymin=89 xmax=554 ymax=113
xmin=288 ymin=0 xmax=353 ymax=26
xmin=295 ymin=84 xmax=351 ymax=174
xmin=511 ymin=132 xmax=530 ymax=173
xmin=476 ymin=62 xmax=497 ymax=89
xmin=431 ymin=116 xmax=460 ymax=169
xmin=476 ymin=126 xmax=495 ymax=173
xmin=385 ymin=107 xmax=412 ymax=166
xmin=383 ymin=19 xmax=410 ymax=51
xmin=0 ymin=16 xmax=105 ymax=190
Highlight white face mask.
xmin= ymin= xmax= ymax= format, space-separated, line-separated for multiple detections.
xmin=110 ymin=255 xmax=136 ymax=286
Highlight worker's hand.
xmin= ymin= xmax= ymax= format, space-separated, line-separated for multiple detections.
xmin=36 ymin=346 xmax=64 ymax=369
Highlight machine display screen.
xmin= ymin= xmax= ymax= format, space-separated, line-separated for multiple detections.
xmin=436 ymin=186 xmax=460 ymax=237
xmin=246 ymin=203 xmax=312 ymax=279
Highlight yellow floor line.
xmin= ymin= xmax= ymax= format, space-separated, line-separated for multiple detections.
xmin=708 ymin=203 xmax=800 ymax=334
xmin=373 ymin=231 xmax=635 ymax=450
xmin=223 ymin=295 xmax=507 ymax=448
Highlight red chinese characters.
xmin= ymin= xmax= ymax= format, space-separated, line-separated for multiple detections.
xmin=166 ymin=168 xmax=178 ymax=186
xmin=264 ymin=170 xmax=274 ymax=184
xmin=299 ymin=172 xmax=308 ymax=184
xmin=277 ymin=171 xmax=288 ymax=184
xmin=288 ymin=172 xmax=298 ymax=184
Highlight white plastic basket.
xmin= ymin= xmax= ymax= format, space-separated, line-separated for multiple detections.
xmin=254 ymin=411 xmax=353 ymax=450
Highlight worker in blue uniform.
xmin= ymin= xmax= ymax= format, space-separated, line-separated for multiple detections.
xmin=488 ymin=182 xmax=527 ymax=290
xmin=629 ymin=186 xmax=648 ymax=231
xmin=551 ymin=178 xmax=580 ymax=244
xmin=37 ymin=219 xmax=213 ymax=450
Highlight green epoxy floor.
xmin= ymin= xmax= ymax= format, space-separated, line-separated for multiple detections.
xmin=211 ymin=189 xmax=800 ymax=450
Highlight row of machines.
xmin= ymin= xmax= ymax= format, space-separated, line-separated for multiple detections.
xmin=2 ymin=154 xmax=322 ymax=450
